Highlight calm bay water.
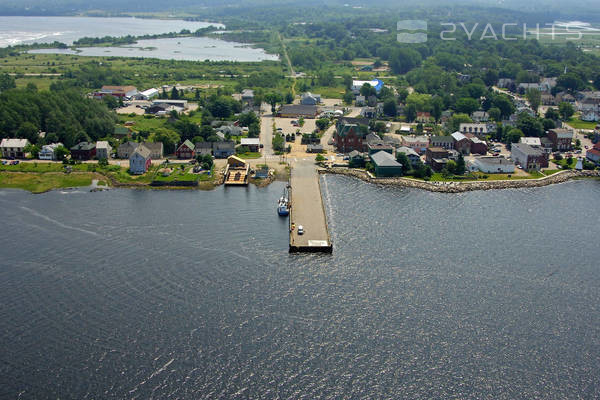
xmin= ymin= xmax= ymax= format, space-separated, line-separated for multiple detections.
xmin=0 ymin=177 xmax=599 ymax=399
xmin=29 ymin=36 xmax=279 ymax=62
xmin=0 ymin=16 xmax=222 ymax=47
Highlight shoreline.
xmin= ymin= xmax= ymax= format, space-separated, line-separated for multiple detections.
xmin=319 ymin=168 xmax=600 ymax=193
xmin=2 ymin=167 xmax=599 ymax=194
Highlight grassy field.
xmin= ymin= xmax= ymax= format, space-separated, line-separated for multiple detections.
xmin=236 ymin=152 xmax=262 ymax=159
xmin=1 ymin=52 xmax=288 ymax=93
xmin=566 ymin=118 xmax=598 ymax=130
xmin=0 ymin=171 xmax=98 ymax=193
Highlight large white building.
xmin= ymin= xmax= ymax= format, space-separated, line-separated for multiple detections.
xmin=1 ymin=138 xmax=29 ymax=159
xmin=468 ymin=156 xmax=515 ymax=173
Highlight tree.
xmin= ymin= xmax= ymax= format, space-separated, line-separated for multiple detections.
xmin=16 ymin=122 xmax=39 ymax=143
xmin=315 ymin=153 xmax=326 ymax=162
xmin=542 ymin=118 xmax=556 ymax=131
xmin=455 ymin=153 xmax=466 ymax=175
xmin=285 ymin=92 xmax=294 ymax=104
xmin=264 ymin=92 xmax=283 ymax=113
xmin=492 ymin=95 xmax=515 ymax=119
xmin=170 ymin=86 xmax=179 ymax=100
xmin=526 ymin=88 xmax=541 ymax=114
xmin=404 ymin=103 xmax=417 ymax=122
xmin=0 ymin=73 xmax=16 ymax=92
xmin=558 ymin=102 xmax=574 ymax=121
xmin=488 ymin=107 xmax=501 ymax=122
xmin=54 ymin=145 xmax=69 ymax=161
xmin=239 ymin=112 xmax=259 ymax=127
xmin=455 ymin=97 xmax=480 ymax=115
xmin=359 ymin=83 xmax=376 ymax=98
xmin=506 ymin=128 xmax=524 ymax=143
xmin=431 ymin=97 xmax=443 ymax=122
xmin=24 ymin=143 xmax=40 ymax=159
xmin=343 ymin=90 xmax=354 ymax=105
xmin=448 ymin=113 xmax=472 ymax=132
xmin=396 ymin=152 xmax=410 ymax=175
xmin=517 ymin=113 xmax=544 ymax=137
xmin=557 ymin=73 xmax=584 ymax=92
xmin=383 ymin=99 xmax=397 ymax=117
xmin=389 ymin=47 xmax=422 ymax=74
xmin=316 ymin=118 xmax=329 ymax=131
xmin=545 ymin=108 xmax=560 ymax=120
xmin=446 ymin=160 xmax=457 ymax=174
xmin=248 ymin=122 xmax=260 ymax=138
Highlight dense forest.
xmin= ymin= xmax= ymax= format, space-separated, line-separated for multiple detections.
xmin=0 ymin=83 xmax=117 ymax=148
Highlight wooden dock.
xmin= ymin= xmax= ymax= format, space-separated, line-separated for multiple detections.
xmin=288 ymin=161 xmax=332 ymax=253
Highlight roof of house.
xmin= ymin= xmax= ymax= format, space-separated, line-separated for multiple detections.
xmin=241 ymin=138 xmax=260 ymax=146
xmin=470 ymin=136 xmax=486 ymax=144
xmin=178 ymin=139 xmax=195 ymax=151
xmin=132 ymin=144 xmax=151 ymax=159
xmin=337 ymin=124 xmax=365 ymax=138
xmin=550 ymin=128 xmax=573 ymax=139
xmin=402 ymin=135 xmax=428 ymax=144
xmin=520 ymin=137 xmax=541 ymax=146
xmin=430 ymin=135 xmax=454 ymax=143
xmin=451 ymin=131 xmax=468 ymax=142
xmin=397 ymin=146 xmax=420 ymax=157
xmin=102 ymin=85 xmax=137 ymax=93
xmin=71 ymin=142 xmax=95 ymax=151
xmin=213 ymin=141 xmax=235 ymax=150
xmin=0 ymin=138 xmax=29 ymax=148
xmin=241 ymin=89 xmax=254 ymax=97
xmin=141 ymin=141 xmax=163 ymax=153
xmin=349 ymin=150 xmax=362 ymax=158
xmin=586 ymin=149 xmax=600 ymax=157
xmin=511 ymin=143 xmax=544 ymax=156
xmin=474 ymin=156 xmax=514 ymax=166
xmin=370 ymin=150 xmax=402 ymax=167
xmin=96 ymin=141 xmax=111 ymax=150
xmin=366 ymin=133 xmax=383 ymax=145
xmin=279 ymin=104 xmax=318 ymax=115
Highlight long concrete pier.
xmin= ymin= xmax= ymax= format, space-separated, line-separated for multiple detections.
xmin=289 ymin=160 xmax=333 ymax=253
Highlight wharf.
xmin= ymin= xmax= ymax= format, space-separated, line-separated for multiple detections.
xmin=288 ymin=161 xmax=332 ymax=253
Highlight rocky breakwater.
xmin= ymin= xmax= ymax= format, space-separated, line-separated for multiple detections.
xmin=320 ymin=168 xmax=600 ymax=193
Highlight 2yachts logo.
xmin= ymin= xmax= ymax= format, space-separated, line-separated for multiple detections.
xmin=397 ymin=20 xmax=428 ymax=43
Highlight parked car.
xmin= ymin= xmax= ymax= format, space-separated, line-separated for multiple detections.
xmin=297 ymin=225 xmax=304 ymax=235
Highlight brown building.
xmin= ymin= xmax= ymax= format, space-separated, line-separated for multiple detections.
xmin=334 ymin=123 xmax=367 ymax=153
xmin=426 ymin=147 xmax=451 ymax=172
xmin=547 ymin=128 xmax=573 ymax=151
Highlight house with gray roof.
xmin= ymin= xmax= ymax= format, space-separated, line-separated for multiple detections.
xmin=511 ymin=143 xmax=548 ymax=171
xmin=370 ymin=151 xmax=403 ymax=177
xmin=129 ymin=144 xmax=152 ymax=175
xmin=397 ymin=146 xmax=421 ymax=166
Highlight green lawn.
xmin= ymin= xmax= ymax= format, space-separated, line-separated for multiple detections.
xmin=566 ymin=118 xmax=598 ymax=130
xmin=236 ymin=152 xmax=262 ymax=159
xmin=0 ymin=171 xmax=97 ymax=193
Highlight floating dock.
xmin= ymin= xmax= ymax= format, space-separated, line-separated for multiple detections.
xmin=288 ymin=162 xmax=333 ymax=253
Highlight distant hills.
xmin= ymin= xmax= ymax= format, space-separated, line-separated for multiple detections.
xmin=0 ymin=0 xmax=598 ymax=21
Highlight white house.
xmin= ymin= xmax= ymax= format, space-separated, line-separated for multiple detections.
xmin=95 ymin=141 xmax=112 ymax=160
xmin=240 ymin=138 xmax=261 ymax=152
xmin=1 ymin=138 xmax=29 ymax=159
xmin=468 ymin=156 xmax=515 ymax=173
xmin=129 ymin=145 xmax=152 ymax=175
xmin=581 ymin=111 xmax=600 ymax=122
xmin=301 ymin=92 xmax=321 ymax=105
xmin=38 ymin=143 xmax=63 ymax=160
xmin=137 ymin=88 xmax=159 ymax=100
